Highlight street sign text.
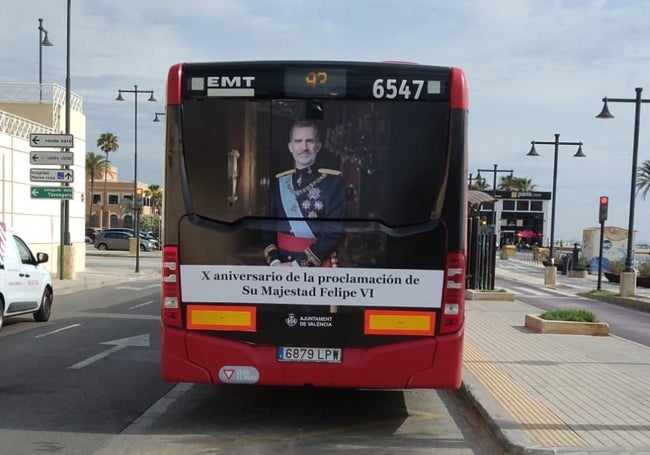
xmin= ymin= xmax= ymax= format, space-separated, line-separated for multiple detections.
xmin=30 ymin=168 xmax=74 ymax=183
xmin=30 ymin=151 xmax=74 ymax=165
xmin=30 ymin=134 xmax=74 ymax=148
xmin=30 ymin=186 xmax=74 ymax=199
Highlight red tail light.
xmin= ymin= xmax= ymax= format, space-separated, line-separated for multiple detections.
xmin=440 ymin=252 xmax=465 ymax=334
xmin=162 ymin=246 xmax=182 ymax=328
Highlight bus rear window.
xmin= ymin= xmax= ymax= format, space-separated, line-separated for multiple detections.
xmin=180 ymin=99 xmax=449 ymax=227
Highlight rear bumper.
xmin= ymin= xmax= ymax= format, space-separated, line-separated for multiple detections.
xmin=161 ymin=327 xmax=463 ymax=389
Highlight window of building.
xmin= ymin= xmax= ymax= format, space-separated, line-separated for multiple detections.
xmin=108 ymin=194 xmax=119 ymax=205
xmin=92 ymin=194 xmax=102 ymax=204
xmin=530 ymin=200 xmax=543 ymax=211
xmin=516 ymin=200 xmax=529 ymax=211
xmin=502 ymin=200 xmax=515 ymax=210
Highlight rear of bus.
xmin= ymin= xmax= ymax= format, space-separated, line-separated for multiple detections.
xmin=161 ymin=61 xmax=468 ymax=389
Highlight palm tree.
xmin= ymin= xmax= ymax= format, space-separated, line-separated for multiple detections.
xmin=147 ymin=184 xmax=163 ymax=214
xmin=96 ymin=132 xmax=119 ymax=227
xmin=469 ymin=177 xmax=489 ymax=190
xmin=498 ymin=175 xmax=536 ymax=191
xmin=85 ymin=152 xmax=111 ymax=222
xmin=637 ymin=160 xmax=650 ymax=200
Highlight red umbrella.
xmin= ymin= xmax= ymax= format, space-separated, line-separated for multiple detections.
xmin=517 ymin=230 xmax=541 ymax=238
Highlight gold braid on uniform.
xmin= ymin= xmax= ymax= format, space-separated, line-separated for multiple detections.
xmin=300 ymin=247 xmax=322 ymax=267
xmin=287 ymin=174 xmax=327 ymax=197
xmin=264 ymin=244 xmax=278 ymax=262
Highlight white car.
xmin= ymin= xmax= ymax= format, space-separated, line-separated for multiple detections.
xmin=0 ymin=223 xmax=53 ymax=333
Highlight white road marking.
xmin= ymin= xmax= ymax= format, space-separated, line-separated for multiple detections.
xmin=35 ymin=324 xmax=81 ymax=338
xmin=512 ymin=286 xmax=550 ymax=296
xmin=129 ymin=300 xmax=155 ymax=310
xmin=116 ymin=284 xmax=160 ymax=291
xmin=68 ymin=333 xmax=150 ymax=370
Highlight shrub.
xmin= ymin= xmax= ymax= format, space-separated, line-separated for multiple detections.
xmin=608 ymin=260 xmax=625 ymax=274
xmin=539 ymin=308 xmax=597 ymax=322
xmin=637 ymin=260 xmax=650 ymax=276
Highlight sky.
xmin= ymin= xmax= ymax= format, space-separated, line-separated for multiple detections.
xmin=2 ymin=0 xmax=650 ymax=243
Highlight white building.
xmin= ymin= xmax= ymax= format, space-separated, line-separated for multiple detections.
xmin=0 ymin=83 xmax=87 ymax=276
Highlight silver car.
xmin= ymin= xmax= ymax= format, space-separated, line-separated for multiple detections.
xmin=94 ymin=230 xmax=157 ymax=251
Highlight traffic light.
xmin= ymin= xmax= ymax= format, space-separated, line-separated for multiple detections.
xmin=135 ymin=187 xmax=144 ymax=207
xmin=598 ymin=195 xmax=608 ymax=223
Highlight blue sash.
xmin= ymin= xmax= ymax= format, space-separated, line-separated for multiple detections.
xmin=279 ymin=174 xmax=315 ymax=239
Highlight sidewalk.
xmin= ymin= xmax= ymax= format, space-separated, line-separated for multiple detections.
xmin=53 ymin=250 xmax=161 ymax=296
xmin=461 ymin=258 xmax=650 ymax=454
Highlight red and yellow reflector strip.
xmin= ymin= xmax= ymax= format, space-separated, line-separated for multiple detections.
xmin=187 ymin=305 xmax=256 ymax=332
xmin=364 ymin=309 xmax=435 ymax=336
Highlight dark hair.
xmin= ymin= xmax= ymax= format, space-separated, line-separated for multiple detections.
xmin=289 ymin=120 xmax=320 ymax=141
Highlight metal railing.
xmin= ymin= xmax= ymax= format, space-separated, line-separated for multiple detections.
xmin=0 ymin=82 xmax=83 ymax=135
xmin=0 ymin=111 xmax=51 ymax=139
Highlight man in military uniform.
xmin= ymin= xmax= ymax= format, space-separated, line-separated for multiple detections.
xmin=264 ymin=120 xmax=345 ymax=267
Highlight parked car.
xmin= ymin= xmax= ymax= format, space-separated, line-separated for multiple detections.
xmin=93 ymin=230 xmax=157 ymax=251
xmin=100 ymin=228 xmax=159 ymax=250
xmin=85 ymin=227 xmax=102 ymax=243
xmin=0 ymin=223 xmax=53 ymax=333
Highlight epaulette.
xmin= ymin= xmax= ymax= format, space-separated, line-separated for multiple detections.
xmin=318 ymin=168 xmax=342 ymax=176
xmin=275 ymin=169 xmax=295 ymax=178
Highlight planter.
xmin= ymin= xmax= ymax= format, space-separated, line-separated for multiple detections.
xmin=465 ymin=289 xmax=515 ymax=301
xmin=525 ymin=314 xmax=609 ymax=336
xmin=604 ymin=273 xmax=650 ymax=288
xmin=568 ymin=269 xmax=588 ymax=278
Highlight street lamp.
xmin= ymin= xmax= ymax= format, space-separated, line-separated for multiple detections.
xmin=475 ymin=164 xmax=513 ymax=235
xmin=38 ymin=18 xmax=53 ymax=102
xmin=153 ymin=112 xmax=165 ymax=122
xmin=116 ymin=85 xmax=156 ymax=273
xmin=597 ymin=88 xmax=650 ymax=296
xmin=527 ymin=134 xmax=585 ymax=285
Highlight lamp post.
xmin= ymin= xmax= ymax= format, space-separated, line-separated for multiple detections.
xmin=38 ymin=18 xmax=53 ymax=102
xmin=475 ymin=164 xmax=513 ymax=236
xmin=153 ymin=112 xmax=165 ymax=122
xmin=58 ymin=1 xmax=72 ymax=280
xmin=527 ymin=134 xmax=585 ymax=285
xmin=116 ymin=85 xmax=156 ymax=273
xmin=597 ymin=88 xmax=650 ymax=296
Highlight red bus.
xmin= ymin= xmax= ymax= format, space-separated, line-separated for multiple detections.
xmin=161 ymin=61 xmax=468 ymax=388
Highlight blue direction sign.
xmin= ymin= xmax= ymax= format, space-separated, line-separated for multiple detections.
xmin=30 ymin=133 xmax=74 ymax=148
xmin=31 ymin=186 xmax=74 ymax=199
xmin=30 ymin=168 xmax=74 ymax=183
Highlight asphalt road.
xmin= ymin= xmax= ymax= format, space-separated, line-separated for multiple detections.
xmin=1 ymin=254 xmax=504 ymax=455
xmin=496 ymin=265 xmax=650 ymax=346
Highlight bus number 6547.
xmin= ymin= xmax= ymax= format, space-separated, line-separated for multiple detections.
xmin=372 ymin=79 xmax=424 ymax=100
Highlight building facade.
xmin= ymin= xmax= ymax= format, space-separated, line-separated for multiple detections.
xmin=85 ymin=166 xmax=158 ymax=230
xmin=0 ymin=83 xmax=86 ymax=276
xmin=476 ymin=190 xmax=552 ymax=247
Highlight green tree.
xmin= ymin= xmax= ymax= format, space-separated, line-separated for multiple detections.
xmin=147 ymin=184 xmax=163 ymax=214
xmin=498 ymin=175 xmax=536 ymax=191
xmin=96 ymin=132 xmax=119 ymax=227
xmin=85 ymin=152 xmax=111 ymax=222
xmin=469 ymin=177 xmax=489 ymax=190
xmin=636 ymin=159 xmax=650 ymax=200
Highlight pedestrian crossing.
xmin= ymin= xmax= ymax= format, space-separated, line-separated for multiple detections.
xmin=508 ymin=285 xmax=576 ymax=298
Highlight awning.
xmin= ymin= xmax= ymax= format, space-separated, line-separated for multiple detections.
xmin=468 ymin=190 xmax=494 ymax=207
